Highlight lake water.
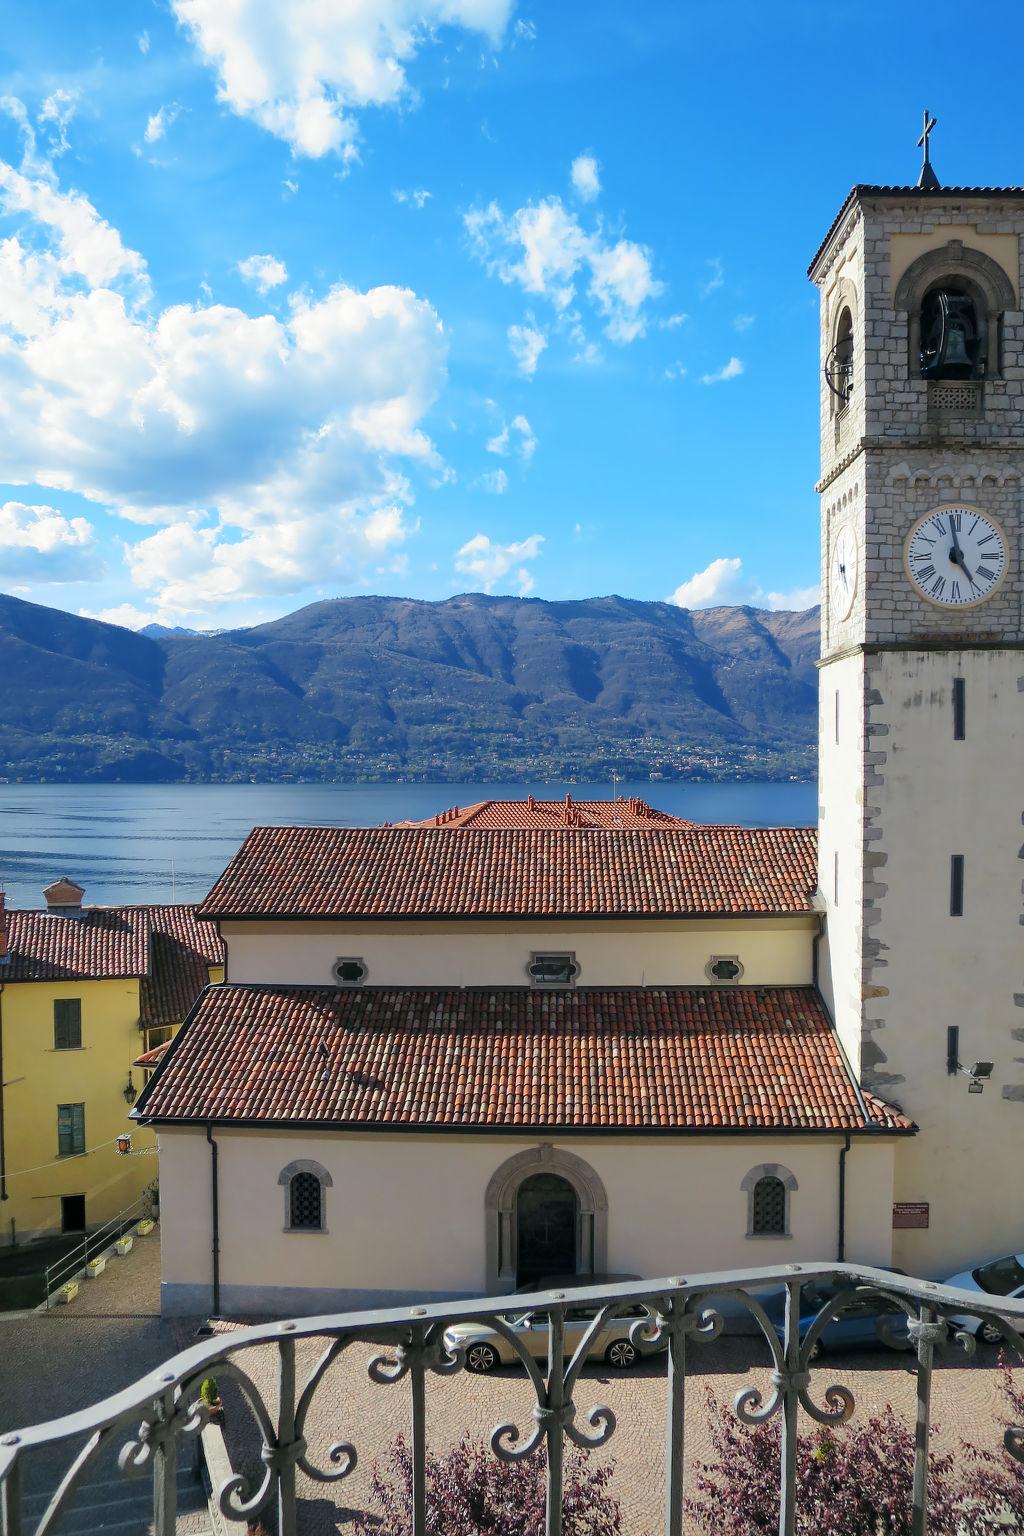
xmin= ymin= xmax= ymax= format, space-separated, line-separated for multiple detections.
xmin=0 ymin=780 xmax=817 ymax=908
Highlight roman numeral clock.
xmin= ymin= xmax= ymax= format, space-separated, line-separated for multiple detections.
xmin=905 ymin=507 xmax=1008 ymax=607
xmin=809 ymin=127 xmax=1023 ymax=1278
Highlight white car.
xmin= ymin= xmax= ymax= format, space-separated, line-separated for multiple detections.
xmin=942 ymin=1253 xmax=1024 ymax=1345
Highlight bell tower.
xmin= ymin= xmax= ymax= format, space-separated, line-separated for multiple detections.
xmin=810 ymin=128 xmax=1024 ymax=1275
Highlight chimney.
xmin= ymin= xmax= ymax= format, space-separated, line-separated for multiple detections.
xmin=42 ymin=878 xmax=86 ymax=917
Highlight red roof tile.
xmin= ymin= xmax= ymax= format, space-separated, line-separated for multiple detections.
xmin=135 ymin=984 xmax=912 ymax=1135
xmin=393 ymin=795 xmax=693 ymax=830
xmin=0 ymin=908 xmax=151 ymax=981
xmin=137 ymin=905 xmax=225 ymax=1029
xmin=199 ymin=825 xmax=817 ymax=921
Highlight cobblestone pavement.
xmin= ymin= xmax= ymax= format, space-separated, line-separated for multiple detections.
xmin=215 ymin=1323 xmax=1019 ymax=1536
xmin=0 ymin=1228 xmax=211 ymax=1532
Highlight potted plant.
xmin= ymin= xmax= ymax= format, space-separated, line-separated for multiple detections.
xmin=200 ymin=1377 xmax=224 ymax=1426
xmin=115 ymin=1233 xmax=134 ymax=1256
xmin=136 ymin=1217 xmax=155 ymax=1237
xmin=85 ymin=1255 xmax=106 ymax=1278
xmin=57 ymin=1279 xmax=79 ymax=1305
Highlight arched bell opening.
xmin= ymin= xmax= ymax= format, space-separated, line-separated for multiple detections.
xmin=919 ymin=279 xmax=986 ymax=381
xmin=826 ymin=304 xmax=855 ymax=413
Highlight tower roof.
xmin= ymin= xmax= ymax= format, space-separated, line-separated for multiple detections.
xmin=808 ymin=185 xmax=1024 ymax=279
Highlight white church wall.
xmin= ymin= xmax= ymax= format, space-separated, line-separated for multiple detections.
xmin=220 ymin=916 xmax=816 ymax=991
xmin=156 ymin=1126 xmax=897 ymax=1317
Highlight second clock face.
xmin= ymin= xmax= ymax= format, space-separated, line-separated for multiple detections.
xmin=830 ymin=525 xmax=857 ymax=620
xmin=905 ymin=506 xmax=1008 ymax=608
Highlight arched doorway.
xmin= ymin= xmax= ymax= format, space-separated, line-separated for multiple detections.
xmin=485 ymin=1145 xmax=608 ymax=1292
xmin=515 ymin=1172 xmax=579 ymax=1284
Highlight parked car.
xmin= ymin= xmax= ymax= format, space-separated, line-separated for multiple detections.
xmin=942 ymin=1252 xmax=1024 ymax=1345
xmin=764 ymin=1268 xmax=912 ymax=1357
xmin=444 ymin=1298 xmax=662 ymax=1373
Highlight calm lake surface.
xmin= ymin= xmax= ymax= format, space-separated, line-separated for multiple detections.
xmin=0 ymin=781 xmax=816 ymax=908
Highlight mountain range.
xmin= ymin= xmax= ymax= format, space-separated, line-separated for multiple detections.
xmin=0 ymin=592 xmax=820 ymax=783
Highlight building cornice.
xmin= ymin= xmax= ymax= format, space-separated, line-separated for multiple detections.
xmin=818 ymin=639 xmax=1024 ymax=668
xmin=816 ymin=436 xmax=1024 ymax=493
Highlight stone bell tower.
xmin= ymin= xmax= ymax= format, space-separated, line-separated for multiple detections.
xmin=809 ymin=122 xmax=1024 ymax=1276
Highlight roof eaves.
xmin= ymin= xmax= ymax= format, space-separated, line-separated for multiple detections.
xmin=809 ymin=183 xmax=1024 ymax=278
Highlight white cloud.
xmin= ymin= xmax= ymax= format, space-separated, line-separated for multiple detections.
xmin=659 ymin=312 xmax=687 ymax=330
xmin=79 ymin=601 xmax=160 ymax=630
xmin=38 ymin=90 xmax=79 ymax=157
xmin=512 ymin=17 xmax=536 ymax=41
xmin=145 ymin=104 xmax=181 ymax=145
xmin=733 ymin=313 xmax=754 ymax=332
xmin=507 ymin=321 xmax=547 ymax=377
xmin=237 ymin=253 xmax=288 ymax=292
xmin=171 ymin=0 xmax=515 ymax=159
xmin=701 ymin=257 xmax=724 ymax=297
xmin=663 ymin=361 xmax=686 ymax=381
xmin=474 ymin=468 xmax=508 ymax=494
xmin=667 ymin=556 xmax=818 ymax=612
xmin=570 ymin=153 xmax=600 ymax=202
xmin=0 ymin=500 xmax=98 ymax=579
xmin=486 ymin=413 xmax=535 ymax=462
xmin=454 ymin=531 xmax=543 ymax=594
xmin=0 ymin=124 xmax=448 ymax=622
xmin=393 ymin=187 xmax=431 ymax=209
xmin=467 ymin=194 xmax=662 ymax=346
xmin=138 ymin=31 xmax=151 ymax=54
xmin=700 ymin=356 xmax=744 ymax=385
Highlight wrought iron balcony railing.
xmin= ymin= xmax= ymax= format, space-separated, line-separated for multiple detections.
xmin=0 ymin=1262 xmax=1022 ymax=1536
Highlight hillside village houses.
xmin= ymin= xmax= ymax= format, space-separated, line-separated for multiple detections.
xmin=134 ymin=172 xmax=1024 ymax=1320
xmin=0 ymin=880 xmax=223 ymax=1245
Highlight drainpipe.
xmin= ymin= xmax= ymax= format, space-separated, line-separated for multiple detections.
xmin=206 ymin=1124 xmax=220 ymax=1315
xmin=0 ymin=982 xmax=7 ymax=1202
xmin=837 ymin=1130 xmax=852 ymax=1262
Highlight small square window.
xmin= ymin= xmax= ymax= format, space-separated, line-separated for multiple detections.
xmin=332 ymin=957 xmax=367 ymax=986
xmin=54 ymin=999 xmax=82 ymax=1050
xmin=528 ymin=953 xmax=579 ymax=988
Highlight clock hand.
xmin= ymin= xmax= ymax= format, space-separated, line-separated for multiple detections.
xmin=945 ymin=517 xmax=974 ymax=583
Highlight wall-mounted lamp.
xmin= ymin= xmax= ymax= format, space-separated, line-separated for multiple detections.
xmin=116 ymin=1133 xmax=133 ymax=1155
xmin=946 ymin=1028 xmax=993 ymax=1092
xmin=123 ymin=1072 xmax=138 ymax=1106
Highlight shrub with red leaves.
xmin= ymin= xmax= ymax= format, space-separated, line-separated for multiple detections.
xmin=686 ymin=1387 xmax=960 ymax=1536
xmin=351 ymin=1434 xmax=622 ymax=1536
xmin=959 ymin=1361 xmax=1024 ymax=1534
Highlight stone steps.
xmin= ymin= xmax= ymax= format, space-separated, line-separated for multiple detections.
xmin=22 ymin=1461 xmax=212 ymax=1534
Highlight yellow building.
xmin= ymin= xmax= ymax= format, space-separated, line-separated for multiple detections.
xmin=0 ymin=879 xmax=223 ymax=1246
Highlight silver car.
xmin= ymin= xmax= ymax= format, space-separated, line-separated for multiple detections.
xmin=444 ymin=1301 xmax=662 ymax=1373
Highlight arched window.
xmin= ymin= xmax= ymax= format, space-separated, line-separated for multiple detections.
xmin=741 ymin=1163 xmax=797 ymax=1239
xmin=278 ymin=1159 xmax=332 ymax=1233
xmin=894 ymin=239 xmax=1015 ymax=385
xmin=827 ymin=305 xmax=854 ymax=414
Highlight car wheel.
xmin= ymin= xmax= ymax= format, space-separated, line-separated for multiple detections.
xmin=979 ymin=1318 xmax=1003 ymax=1347
xmin=466 ymin=1343 xmax=499 ymax=1373
xmin=605 ymin=1339 xmax=637 ymax=1369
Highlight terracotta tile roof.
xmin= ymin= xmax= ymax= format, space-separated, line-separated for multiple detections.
xmin=0 ymin=903 xmax=223 ymax=1029
xmin=137 ymin=905 xmax=225 ymax=1029
xmin=200 ymin=825 xmax=817 ymax=921
xmin=134 ymin=984 xmax=913 ymax=1135
xmin=133 ymin=1041 xmax=171 ymax=1069
xmin=392 ymin=795 xmax=693 ymax=830
xmin=0 ymin=907 xmax=151 ymax=981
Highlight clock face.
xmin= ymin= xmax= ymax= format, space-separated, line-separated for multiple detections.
xmin=904 ymin=506 xmax=1008 ymax=608
xmin=830 ymin=525 xmax=857 ymax=620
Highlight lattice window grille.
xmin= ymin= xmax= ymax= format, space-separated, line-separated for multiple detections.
xmin=929 ymin=382 xmax=981 ymax=416
xmin=751 ymin=1175 xmax=787 ymax=1236
xmin=289 ymin=1172 xmax=323 ymax=1230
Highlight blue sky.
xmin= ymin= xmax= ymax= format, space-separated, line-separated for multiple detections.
xmin=0 ymin=0 xmax=1021 ymax=630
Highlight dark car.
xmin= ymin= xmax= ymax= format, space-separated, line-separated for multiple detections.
xmin=765 ymin=1268 xmax=912 ymax=1357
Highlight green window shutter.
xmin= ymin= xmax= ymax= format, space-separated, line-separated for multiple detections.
xmin=58 ymin=1103 xmax=85 ymax=1156
xmin=54 ymin=999 xmax=82 ymax=1050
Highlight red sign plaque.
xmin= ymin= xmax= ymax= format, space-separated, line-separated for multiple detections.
xmin=892 ymin=1202 xmax=930 ymax=1229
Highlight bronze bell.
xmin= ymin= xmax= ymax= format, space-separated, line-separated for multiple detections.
xmin=921 ymin=289 xmax=981 ymax=380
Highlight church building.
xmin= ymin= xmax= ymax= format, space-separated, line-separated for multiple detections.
xmin=135 ymin=152 xmax=1023 ymax=1318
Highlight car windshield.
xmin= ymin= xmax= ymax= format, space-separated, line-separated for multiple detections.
xmin=972 ymin=1256 xmax=1024 ymax=1295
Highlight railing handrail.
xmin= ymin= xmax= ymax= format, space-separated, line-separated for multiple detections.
xmin=42 ymin=1194 xmax=152 ymax=1302
xmin=6 ymin=1259 xmax=1024 ymax=1453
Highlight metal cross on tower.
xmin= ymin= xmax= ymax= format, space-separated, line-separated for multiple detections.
xmin=917 ymin=109 xmax=939 ymax=190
